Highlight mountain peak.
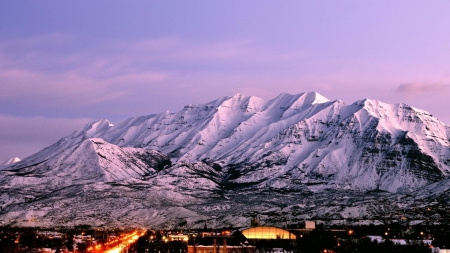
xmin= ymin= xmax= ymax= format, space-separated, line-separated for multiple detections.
xmin=85 ymin=119 xmax=114 ymax=138
xmin=268 ymin=92 xmax=329 ymax=112
xmin=231 ymin=93 xmax=245 ymax=100
xmin=0 ymin=157 xmax=21 ymax=167
xmin=303 ymin=91 xmax=329 ymax=105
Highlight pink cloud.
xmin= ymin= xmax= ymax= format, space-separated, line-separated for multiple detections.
xmin=0 ymin=67 xmax=169 ymax=106
xmin=397 ymin=82 xmax=450 ymax=97
xmin=2 ymin=33 xmax=449 ymax=123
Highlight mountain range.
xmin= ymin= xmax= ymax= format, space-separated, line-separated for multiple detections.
xmin=1 ymin=92 xmax=450 ymax=228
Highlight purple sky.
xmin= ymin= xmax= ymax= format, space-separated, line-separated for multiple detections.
xmin=1 ymin=1 xmax=450 ymax=161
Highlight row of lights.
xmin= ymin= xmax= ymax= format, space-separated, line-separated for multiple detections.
xmin=85 ymin=230 xmax=144 ymax=252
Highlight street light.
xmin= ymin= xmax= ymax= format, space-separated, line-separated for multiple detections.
xmin=193 ymin=234 xmax=196 ymax=253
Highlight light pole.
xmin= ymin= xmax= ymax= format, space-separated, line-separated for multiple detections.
xmin=193 ymin=234 xmax=196 ymax=253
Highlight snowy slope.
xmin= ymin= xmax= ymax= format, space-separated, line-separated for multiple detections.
xmin=1 ymin=92 xmax=450 ymax=228
xmin=1 ymin=138 xmax=171 ymax=187
xmin=0 ymin=157 xmax=20 ymax=169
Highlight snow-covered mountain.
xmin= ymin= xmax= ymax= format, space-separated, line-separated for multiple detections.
xmin=1 ymin=92 xmax=450 ymax=228
xmin=0 ymin=157 xmax=20 ymax=168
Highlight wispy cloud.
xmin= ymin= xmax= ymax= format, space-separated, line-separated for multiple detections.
xmin=396 ymin=82 xmax=450 ymax=97
xmin=125 ymin=37 xmax=307 ymax=64
xmin=0 ymin=68 xmax=168 ymax=104
xmin=2 ymin=32 xmax=449 ymax=124
xmin=0 ymin=33 xmax=313 ymax=120
xmin=0 ymin=32 xmax=75 ymax=51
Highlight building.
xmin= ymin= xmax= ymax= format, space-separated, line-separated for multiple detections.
xmin=94 ymin=231 xmax=110 ymax=241
xmin=169 ymin=234 xmax=189 ymax=241
xmin=188 ymin=232 xmax=255 ymax=253
xmin=241 ymin=226 xmax=296 ymax=240
xmin=305 ymin=221 xmax=315 ymax=229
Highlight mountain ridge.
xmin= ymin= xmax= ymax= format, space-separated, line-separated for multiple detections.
xmin=2 ymin=92 xmax=450 ymax=228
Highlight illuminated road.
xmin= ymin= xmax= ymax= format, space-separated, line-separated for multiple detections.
xmin=85 ymin=230 xmax=144 ymax=253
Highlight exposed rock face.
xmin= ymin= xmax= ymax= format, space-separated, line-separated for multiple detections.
xmin=1 ymin=92 xmax=450 ymax=228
